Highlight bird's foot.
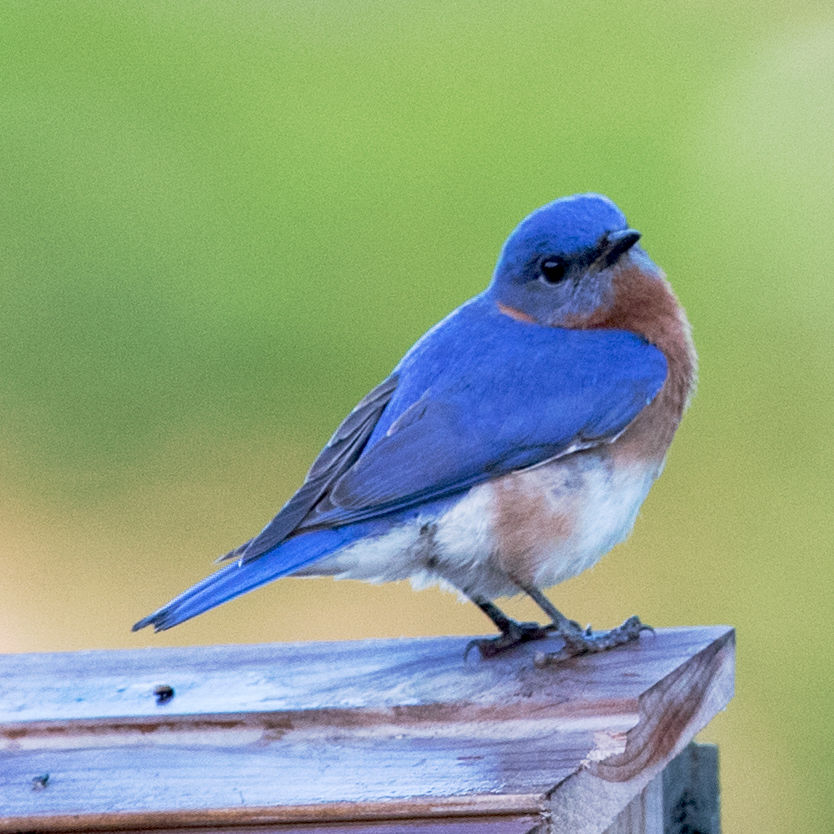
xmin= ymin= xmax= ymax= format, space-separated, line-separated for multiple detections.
xmin=465 ymin=619 xmax=554 ymax=660
xmin=534 ymin=615 xmax=653 ymax=667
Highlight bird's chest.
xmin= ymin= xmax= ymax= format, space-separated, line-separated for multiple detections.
xmin=433 ymin=451 xmax=659 ymax=595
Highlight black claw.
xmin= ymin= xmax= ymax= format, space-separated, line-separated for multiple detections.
xmin=464 ymin=619 xmax=553 ymax=660
xmin=464 ymin=637 xmax=494 ymax=660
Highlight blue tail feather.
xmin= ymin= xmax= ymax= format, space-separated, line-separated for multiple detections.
xmin=132 ymin=528 xmax=347 ymax=632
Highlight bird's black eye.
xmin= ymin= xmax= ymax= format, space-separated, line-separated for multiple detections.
xmin=538 ymin=256 xmax=567 ymax=284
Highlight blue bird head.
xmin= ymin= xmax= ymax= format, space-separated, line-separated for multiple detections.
xmin=487 ymin=194 xmax=652 ymax=326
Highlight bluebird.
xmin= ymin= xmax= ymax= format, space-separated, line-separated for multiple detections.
xmin=133 ymin=193 xmax=696 ymax=662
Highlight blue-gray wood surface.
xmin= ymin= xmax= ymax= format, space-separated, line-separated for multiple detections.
xmin=0 ymin=626 xmax=734 ymax=832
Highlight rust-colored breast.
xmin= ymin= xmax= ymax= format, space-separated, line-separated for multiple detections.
xmin=571 ymin=263 xmax=697 ymax=464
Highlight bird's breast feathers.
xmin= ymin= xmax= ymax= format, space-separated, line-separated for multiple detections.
xmin=304 ymin=451 xmax=658 ymax=600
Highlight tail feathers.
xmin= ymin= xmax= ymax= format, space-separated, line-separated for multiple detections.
xmin=132 ymin=528 xmax=346 ymax=633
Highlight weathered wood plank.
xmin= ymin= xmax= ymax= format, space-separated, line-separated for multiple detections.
xmin=543 ymin=631 xmax=732 ymax=833
xmin=0 ymin=627 xmax=731 ymax=726
xmin=2 ymin=817 xmax=544 ymax=834
xmin=0 ymin=627 xmax=733 ymax=832
xmin=603 ymin=773 xmax=663 ymax=834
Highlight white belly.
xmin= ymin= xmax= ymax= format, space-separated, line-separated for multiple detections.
xmin=520 ymin=457 xmax=659 ymax=589
xmin=300 ymin=453 xmax=659 ymax=601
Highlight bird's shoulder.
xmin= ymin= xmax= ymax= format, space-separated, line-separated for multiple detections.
xmin=376 ymin=294 xmax=668 ymax=433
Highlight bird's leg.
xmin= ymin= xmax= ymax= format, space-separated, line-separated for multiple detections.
xmin=522 ymin=585 xmax=652 ymax=665
xmin=464 ymin=596 xmax=554 ymax=659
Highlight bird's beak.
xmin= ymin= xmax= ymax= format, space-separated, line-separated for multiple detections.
xmin=601 ymin=228 xmax=642 ymax=266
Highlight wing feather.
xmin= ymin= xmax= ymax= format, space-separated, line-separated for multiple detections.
xmin=299 ymin=326 xmax=668 ymax=530
xmin=221 ymin=374 xmax=398 ymax=564
xmin=222 ymin=305 xmax=668 ymax=566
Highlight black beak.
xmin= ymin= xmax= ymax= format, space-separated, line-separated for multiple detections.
xmin=602 ymin=228 xmax=641 ymax=266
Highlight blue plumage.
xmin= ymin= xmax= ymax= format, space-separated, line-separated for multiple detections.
xmin=494 ymin=194 xmax=627 ymax=279
xmin=134 ymin=528 xmax=353 ymax=631
xmin=313 ymin=299 xmax=666 ymax=526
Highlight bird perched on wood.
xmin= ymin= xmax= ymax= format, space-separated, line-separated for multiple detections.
xmin=134 ymin=193 xmax=696 ymax=663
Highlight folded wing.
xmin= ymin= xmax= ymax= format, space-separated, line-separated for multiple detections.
xmin=304 ymin=327 xmax=667 ymax=528
xmin=236 ymin=322 xmax=667 ymax=564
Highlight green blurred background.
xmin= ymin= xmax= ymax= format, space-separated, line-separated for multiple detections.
xmin=2 ymin=1 xmax=832 ymax=829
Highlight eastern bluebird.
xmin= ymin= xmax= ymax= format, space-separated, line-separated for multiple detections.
xmin=133 ymin=193 xmax=696 ymax=662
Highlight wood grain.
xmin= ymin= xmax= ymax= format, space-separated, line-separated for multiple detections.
xmin=603 ymin=774 xmax=663 ymax=834
xmin=0 ymin=627 xmax=733 ymax=832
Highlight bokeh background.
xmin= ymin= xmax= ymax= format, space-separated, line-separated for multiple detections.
xmin=2 ymin=1 xmax=832 ymax=829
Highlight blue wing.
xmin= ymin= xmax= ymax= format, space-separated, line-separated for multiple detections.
xmin=235 ymin=298 xmax=667 ymax=560
xmin=298 ymin=299 xmax=667 ymax=529
xmin=219 ymin=374 xmax=398 ymax=563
